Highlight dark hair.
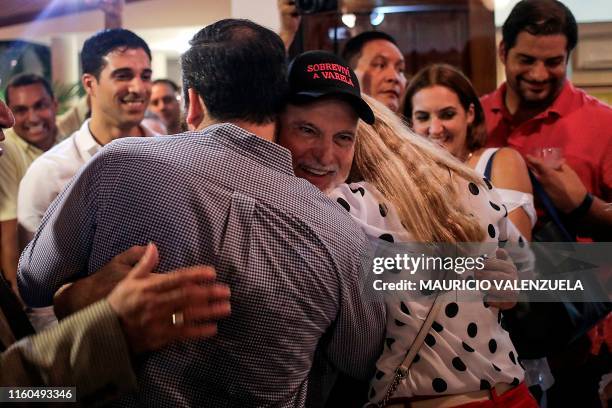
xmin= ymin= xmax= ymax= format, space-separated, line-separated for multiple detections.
xmin=181 ymin=19 xmax=288 ymax=124
xmin=153 ymin=78 xmax=180 ymax=93
xmin=5 ymin=73 xmax=54 ymax=107
xmin=341 ymin=31 xmax=398 ymax=68
xmin=81 ymin=29 xmax=152 ymax=78
xmin=502 ymin=0 xmax=577 ymax=54
xmin=402 ymin=64 xmax=487 ymax=151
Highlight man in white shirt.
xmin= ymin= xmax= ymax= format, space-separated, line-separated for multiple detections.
xmin=18 ymin=29 xmax=156 ymax=242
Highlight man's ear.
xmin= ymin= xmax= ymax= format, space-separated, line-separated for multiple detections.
xmin=51 ymin=98 xmax=59 ymax=114
xmin=186 ymin=88 xmax=206 ymax=130
xmin=82 ymin=73 xmax=96 ymax=97
xmin=498 ymin=41 xmax=507 ymax=65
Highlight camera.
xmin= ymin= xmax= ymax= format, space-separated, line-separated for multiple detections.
xmin=295 ymin=0 xmax=338 ymax=14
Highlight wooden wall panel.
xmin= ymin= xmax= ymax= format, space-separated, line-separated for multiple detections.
xmin=297 ymin=0 xmax=497 ymax=95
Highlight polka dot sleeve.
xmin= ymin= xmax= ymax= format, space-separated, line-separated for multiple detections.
xmin=330 ymin=182 xmax=413 ymax=243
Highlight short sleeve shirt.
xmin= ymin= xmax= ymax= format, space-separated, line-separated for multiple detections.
xmin=481 ymin=81 xmax=612 ymax=201
xmin=0 ymin=129 xmax=44 ymax=221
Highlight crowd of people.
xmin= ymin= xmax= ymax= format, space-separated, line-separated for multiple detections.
xmin=0 ymin=0 xmax=610 ymax=407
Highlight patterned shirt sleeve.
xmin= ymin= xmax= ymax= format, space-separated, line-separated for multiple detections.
xmin=17 ymin=152 xmax=103 ymax=307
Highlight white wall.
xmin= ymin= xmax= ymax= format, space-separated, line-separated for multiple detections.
xmin=231 ymin=0 xmax=280 ymax=32
xmin=495 ymin=0 xmax=612 ymax=26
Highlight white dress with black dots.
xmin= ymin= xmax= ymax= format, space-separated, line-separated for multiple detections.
xmin=330 ymin=178 xmax=527 ymax=401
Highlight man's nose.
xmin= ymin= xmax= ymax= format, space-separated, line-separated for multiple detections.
xmin=26 ymin=107 xmax=40 ymax=123
xmin=313 ymin=138 xmax=335 ymax=165
xmin=383 ymin=66 xmax=402 ymax=84
xmin=529 ymin=61 xmax=550 ymax=82
xmin=129 ymin=77 xmax=149 ymax=94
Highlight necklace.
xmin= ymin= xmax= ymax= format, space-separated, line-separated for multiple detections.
xmin=464 ymin=151 xmax=473 ymax=163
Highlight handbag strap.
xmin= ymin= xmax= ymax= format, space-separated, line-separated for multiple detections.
xmin=484 ymin=149 xmax=573 ymax=242
xmin=376 ymin=292 xmax=447 ymax=407
xmin=528 ymin=171 xmax=574 ymax=242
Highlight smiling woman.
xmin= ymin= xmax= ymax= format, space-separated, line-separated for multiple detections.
xmin=403 ymin=64 xmax=535 ymax=240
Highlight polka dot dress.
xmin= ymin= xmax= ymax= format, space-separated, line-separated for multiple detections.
xmin=330 ymin=179 xmax=526 ymax=401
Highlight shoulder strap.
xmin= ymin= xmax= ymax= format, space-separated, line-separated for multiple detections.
xmin=485 ymin=150 xmax=573 ymax=242
xmin=484 ymin=150 xmax=497 ymax=180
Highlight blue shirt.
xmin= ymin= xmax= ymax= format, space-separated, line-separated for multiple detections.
xmin=18 ymin=123 xmax=385 ymax=407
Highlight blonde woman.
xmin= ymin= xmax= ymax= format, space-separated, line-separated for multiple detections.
xmin=329 ymin=95 xmax=537 ymax=407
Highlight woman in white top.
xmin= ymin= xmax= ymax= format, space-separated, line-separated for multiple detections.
xmin=329 ymin=95 xmax=537 ymax=407
xmin=402 ymin=64 xmax=535 ymax=240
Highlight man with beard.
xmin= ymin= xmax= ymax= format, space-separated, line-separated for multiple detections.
xmin=481 ymin=0 xmax=612 ymax=239
xmin=481 ymin=1 xmax=612 ymax=406
xmin=17 ymin=28 xmax=156 ymax=242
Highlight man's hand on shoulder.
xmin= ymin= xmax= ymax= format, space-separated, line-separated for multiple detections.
xmin=107 ymin=243 xmax=231 ymax=353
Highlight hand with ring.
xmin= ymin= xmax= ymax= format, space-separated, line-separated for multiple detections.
xmin=172 ymin=311 xmax=184 ymax=326
xmin=107 ymin=243 xmax=231 ymax=354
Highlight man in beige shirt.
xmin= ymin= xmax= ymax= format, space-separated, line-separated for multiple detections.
xmin=0 ymin=74 xmax=65 ymax=293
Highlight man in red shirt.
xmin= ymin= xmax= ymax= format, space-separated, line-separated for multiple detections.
xmin=481 ymin=1 xmax=611 ymax=407
xmin=481 ymin=0 xmax=612 ymax=241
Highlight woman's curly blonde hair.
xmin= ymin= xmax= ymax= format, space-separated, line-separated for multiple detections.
xmin=351 ymin=95 xmax=485 ymax=243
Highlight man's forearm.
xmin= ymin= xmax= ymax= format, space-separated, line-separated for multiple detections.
xmin=580 ymin=196 xmax=612 ymax=238
xmin=54 ymin=273 xmax=121 ymax=320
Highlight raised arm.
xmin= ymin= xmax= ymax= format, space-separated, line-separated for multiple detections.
xmin=277 ymin=0 xmax=301 ymax=52
xmin=526 ymin=155 xmax=612 ymax=238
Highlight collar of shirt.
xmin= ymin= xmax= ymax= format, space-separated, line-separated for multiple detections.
xmin=488 ymin=81 xmax=575 ymax=123
xmin=77 ymin=119 xmax=159 ymax=162
xmin=77 ymin=119 xmax=103 ymax=161
xmin=203 ymin=123 xmax=295 ymax=176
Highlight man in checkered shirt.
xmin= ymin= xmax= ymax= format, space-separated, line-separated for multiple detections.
xmin=17 ymin=19 xmax=385 ymax=407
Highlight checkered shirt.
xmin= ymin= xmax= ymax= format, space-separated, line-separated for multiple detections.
xmin=18 ymin=123 xmax=385 ymax=407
